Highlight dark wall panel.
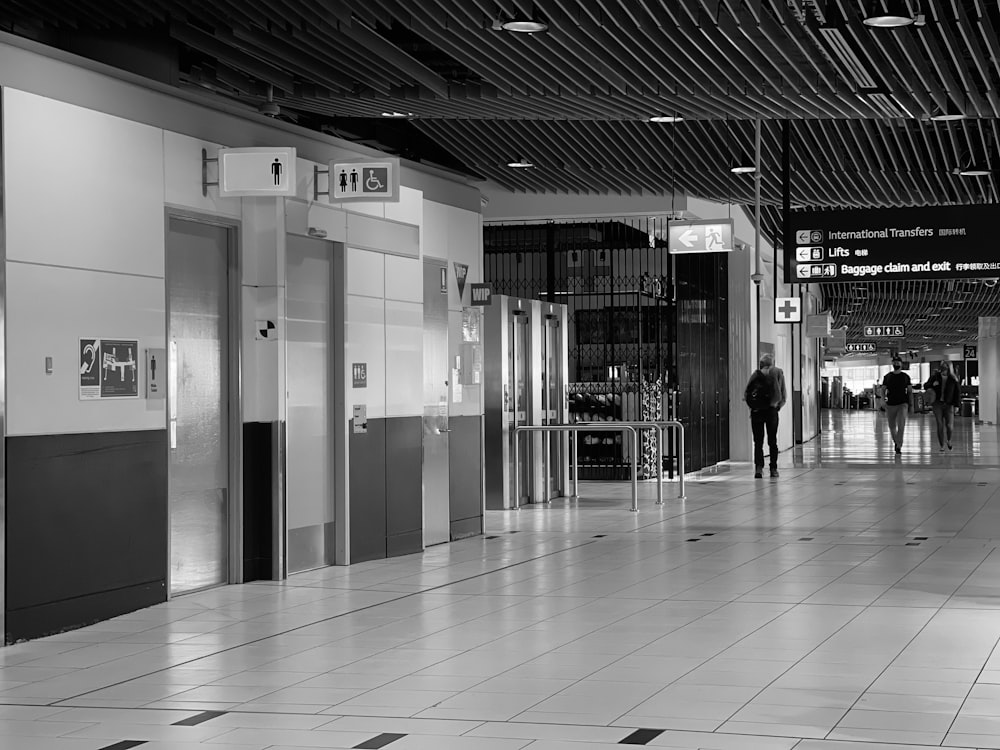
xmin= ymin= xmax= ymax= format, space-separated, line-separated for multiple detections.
xmin=242 ymin=421 xmax=275 ymax=582
xmin=449 ymin=415 xmax=482 ymax=539
xmin=385 ymin=416 xmax=422 ymax=557
xmin=6 ymin=430 xmax=168 ymax=642
xmin=349 ymin=418 xmax=387 ymax=564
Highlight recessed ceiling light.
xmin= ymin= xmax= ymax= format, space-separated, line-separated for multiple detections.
xmin=506 ymin=159 xmax=534 ymax=168
xmin=957 ymin=329 xmax=967 ymax=332
xmin=930 ymin=313 xmax=941 ymax=317
xmin=381 ymin=111 xmax=413 ymax=118
xmin=649 ymin=115 xmax=683 ymax=123
xmin=730 ymin=165 xmax=756 ymax=174
xmin=501 ymin=19 xmax=548 ymax=33
xmin=915 ymin=318 xmax=928 ymax=322
xmin=940 ymin=306 xmax=953 ymax=310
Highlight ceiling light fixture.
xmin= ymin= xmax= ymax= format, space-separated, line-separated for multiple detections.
xmin=649 ymin=114 xmax=683 ymax=123
xmin=501 ymin=18 xmax=548 ymax=33
xmin=863 ymin=1 xmax=917 ymax=28
xmin=957 ymin=164 xmax=992 ymax=177
xmin=929 ymin=100 xmax=966 ymax=122
xmin=506 ymin=159 xmax=534 ymax=168
xmin=381 ymin=111 xmax=413 ymax=118
xmin=730 ymin=163 xmax=756 ymax=174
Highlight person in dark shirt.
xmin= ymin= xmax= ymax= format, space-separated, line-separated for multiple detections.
xmin=882 ymin=357 xmax=911 ymax=454
xmin=744 ymin=353 xmax=787 ymax=479
xmin=924 ymin=361 xmax=962 ymax=452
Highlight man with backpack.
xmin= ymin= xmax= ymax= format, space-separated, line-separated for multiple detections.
xmin=744 ymin=353 xmax=787 ymax=479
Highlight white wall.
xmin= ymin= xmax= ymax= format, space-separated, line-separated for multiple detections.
xmin=2 ymin=88 xmax=234 ymax=437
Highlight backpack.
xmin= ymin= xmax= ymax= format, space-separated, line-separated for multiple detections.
xmin=745 ymin=370 xmax=774 ymax=411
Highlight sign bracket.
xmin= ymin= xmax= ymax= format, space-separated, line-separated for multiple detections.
xmin=201 ymin=148 xmax=219 ymax=197
xmin=313 ymin=165 xmax=330 ymax=200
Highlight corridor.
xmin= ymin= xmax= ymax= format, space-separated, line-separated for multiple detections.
xmin=1 ymin=412 xmax=999 ymax=750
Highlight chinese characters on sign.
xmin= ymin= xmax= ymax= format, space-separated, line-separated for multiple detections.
xmin=787 ymin=204 xmax=1000 ymax=283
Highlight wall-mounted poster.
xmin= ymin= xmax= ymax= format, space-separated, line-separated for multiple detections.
xmin=79 ymin=338 xmax=139 ymax=400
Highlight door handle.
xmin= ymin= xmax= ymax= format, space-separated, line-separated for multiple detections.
xmin=168 ymin=340 xmax=178 ymax=450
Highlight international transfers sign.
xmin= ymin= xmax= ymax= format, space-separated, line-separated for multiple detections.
xmin=786 ymin=204 xmax=1000 ymax=284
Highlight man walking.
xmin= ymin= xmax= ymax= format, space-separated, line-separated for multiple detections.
xmin=882 ymin=356 xmax=911 ymax=454
xmin=745 ymin=353 xmax=787 ymax=479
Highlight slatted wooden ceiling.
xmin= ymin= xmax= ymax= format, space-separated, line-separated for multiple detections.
xmin=3 ymin=0 xmax=999 ymax=349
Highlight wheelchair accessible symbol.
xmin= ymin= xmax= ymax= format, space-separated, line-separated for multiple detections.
xmin=362 ymin=167 xmax=389 ymax=194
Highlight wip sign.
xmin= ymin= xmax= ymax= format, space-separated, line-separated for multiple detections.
xmin=787 ymin=204 xmax=1000 ymax=283
xmin=668 ymin=219 xmax=734 ymax=254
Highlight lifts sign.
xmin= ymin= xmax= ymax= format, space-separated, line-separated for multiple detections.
xmin=786 ymin=204 xmax=1000 ymax=283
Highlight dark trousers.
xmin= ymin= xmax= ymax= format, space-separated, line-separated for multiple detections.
xmin=751 ymin=407 xmax=779 ymax=470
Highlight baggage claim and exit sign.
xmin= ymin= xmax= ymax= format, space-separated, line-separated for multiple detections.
xmin=787 ymin=204 xmax=1000 ymax=283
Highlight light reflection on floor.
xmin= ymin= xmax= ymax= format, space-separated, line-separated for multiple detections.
xmin=794 ymin=408 xmax=998 ymax=467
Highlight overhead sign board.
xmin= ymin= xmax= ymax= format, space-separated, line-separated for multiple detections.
xmin=964 ymin=345 xmax=978 ymax=359
xmin=774 ymin=296 xmax=801 ymax=323
xmin=668 ymin=219 xmax=734 ymax=254
xmin=787 ymin=204 xmax=1000 ymax=283
xmin=331 ymin=158 xmax=400 ymax=202
xmin=218 ymin=147 xmax=296 ymax=197
xmin=846 ymin=342 xmax=877 ymax=353
xmin=863 ymin=325 xmax=905 ymax=337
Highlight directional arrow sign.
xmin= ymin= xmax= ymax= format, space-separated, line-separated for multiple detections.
xmin=668 ymin=219 xmax=734 ymax=255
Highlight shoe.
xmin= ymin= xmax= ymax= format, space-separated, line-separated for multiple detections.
xmin=770 ymin=469 xmax=779 ymax=478
xmin=948 ymin=442 xmax=953 ymax=451
xmin=754 ymin=471 xmax=763 ymax=479
xmin=895 ymin=445 xmax=902 ymax=454
xmin=939 ymin=446 xmax=946 ymax=453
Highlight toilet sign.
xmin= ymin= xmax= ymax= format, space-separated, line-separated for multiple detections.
xmin=331 ymin=158 xmax=400 ymax=202
xmin=217 ymin=147 xmax=296 ymax=197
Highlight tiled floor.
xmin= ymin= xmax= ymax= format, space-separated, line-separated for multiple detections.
xmin=2 ymin=410 xmax=1000 ymax=750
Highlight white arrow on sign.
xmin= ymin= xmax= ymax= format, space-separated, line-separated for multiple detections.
xmin=679 ymin=228 xmax=698 ymax=248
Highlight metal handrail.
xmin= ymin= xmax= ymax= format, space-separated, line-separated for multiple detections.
xmin=513 ymin=423 xmax=639 ymax=510
xmin=512 ymin=420 xmax=686 ymax=512
xmin=568 ymin=421 xmax=685 ymax=506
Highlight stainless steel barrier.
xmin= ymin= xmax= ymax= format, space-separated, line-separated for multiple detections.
xmin=512 ymin=420 xmax=686 ymax=512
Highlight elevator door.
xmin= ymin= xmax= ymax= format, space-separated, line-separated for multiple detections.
xmin=509 ymin=311 xmax=530 ymax=505
xmin=423 ymin=260 xmax=450 ymax=546
xmin=166 ymin=216 xmax=232 ymax=595
xmin=286 ymin=234 xmax=334 ymax=572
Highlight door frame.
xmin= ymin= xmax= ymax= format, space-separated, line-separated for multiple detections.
xmin=422 ymin=255 xmax=450 ymax=546
xmin=283 ymin=230 xmax=340 ymax=573
xmin=163 ymin=207 xmax=244 ymax=595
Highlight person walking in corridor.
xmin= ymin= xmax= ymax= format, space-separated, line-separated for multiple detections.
xmin=745 ymin=353 xmax=786 ymax=479
xmin=882 ymin=356 xmax=911 ymax=454
xmin=925 ymin=361 xmax=961 ymax=452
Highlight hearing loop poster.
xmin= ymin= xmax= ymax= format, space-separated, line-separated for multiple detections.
xmin=79 ymin=338 xmax=140 ymax=400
